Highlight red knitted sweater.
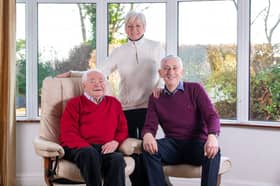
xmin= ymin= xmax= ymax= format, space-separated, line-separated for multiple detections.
xmin=60 ymin=95 xmax=128 ymax=148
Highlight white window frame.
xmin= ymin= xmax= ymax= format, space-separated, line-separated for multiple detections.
xmin=16 ymin=0 xmax=280 ymax=126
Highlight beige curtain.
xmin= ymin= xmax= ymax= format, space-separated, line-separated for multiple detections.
xmin=0 ymin=0 xmax=16 ymax=185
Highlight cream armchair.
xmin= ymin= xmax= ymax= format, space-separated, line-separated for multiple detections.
xmin=119 ymin=138 xmax=232 ymax=186
xmin=33 ymin=77 xmax=135 ymax=186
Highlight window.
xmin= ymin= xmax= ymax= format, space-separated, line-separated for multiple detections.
xmin=250 ymin=0 xmax=280 ymax=122
xmin=16 ymin=0 xmax=279 ymax=125
xmin=178 ymin=1 xmax=237 ymax=120
xmin=16 ymin=3 xmax=26 ymax=116
xmin=38 ymin=3 xmax=96 ymax=114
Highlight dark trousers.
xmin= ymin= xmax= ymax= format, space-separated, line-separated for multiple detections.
xmin=63 ymin=145 xmax=125 ymax=186
xmin=124 ymin=109 xmax=149 ymax=186
xmin=124 ymin=108 xmax=147 ymax=139
xmin=142 ymin=138 xmax=221 ymax=186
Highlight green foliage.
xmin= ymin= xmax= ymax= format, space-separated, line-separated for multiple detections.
xmin=54 ymin=44 xmax=92 ymax=75
xmin=38 ymin=62 xmax=56 ymax=96
xmin=108 ymin=4 xmax=126 ymax=44
xmin=81 ymin=4 xmax=96 ymax=48
xmin=16 ymin=39 xmax=26 ymax=96
xmin=16 ymin=58 xmax=26 ymax=95
xmin=205 ymin=45 xmax=237 ymax=119
xmin=250 ymin=65 xmax=280 ymax=121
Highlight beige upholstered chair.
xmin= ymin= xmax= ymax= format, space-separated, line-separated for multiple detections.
xmin=33 ymin=77 xmax=135 ymax=186
xmin=120 ymin=138 xmax=232 ymax=186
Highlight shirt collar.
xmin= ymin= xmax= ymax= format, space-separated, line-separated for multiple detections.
xmin=84 ymin=92 xmax=104 ymax=104
xmin=163 ymin=80 xmax=184 ymax=95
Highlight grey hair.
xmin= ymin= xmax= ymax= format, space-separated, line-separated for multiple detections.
xmin=81 ymin=69 xmax=105 ymax=83
xmin=125 ymin=10 xmax=146 ymax=28
xmin=160 ymin=55 xmax=183 ymax=69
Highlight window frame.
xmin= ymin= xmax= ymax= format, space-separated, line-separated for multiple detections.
xmin=16 ymin=0 xmax=280 ymax=127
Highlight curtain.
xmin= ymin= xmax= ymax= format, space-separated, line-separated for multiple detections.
xmin=0 ymin=0 xmax=16 ymax=185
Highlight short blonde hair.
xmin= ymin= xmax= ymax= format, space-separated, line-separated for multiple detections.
xmin=125 ymin=10 xmax=146 ymax=28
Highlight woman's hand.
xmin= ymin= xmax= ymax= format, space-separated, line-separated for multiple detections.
xmin=152 ymin=88 xmax=162 ymax=98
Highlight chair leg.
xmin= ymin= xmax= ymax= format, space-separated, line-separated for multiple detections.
xmin=216 ymin=174 xmax=221 ymax=186
xmin=44 ymin=158 xmax=53 ymax=186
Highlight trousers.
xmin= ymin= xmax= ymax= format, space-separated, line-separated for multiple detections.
xmin=143 ymin=138 xmax=221 ymax=186
xmin=63 ymin=144 xmax=125 ymax=186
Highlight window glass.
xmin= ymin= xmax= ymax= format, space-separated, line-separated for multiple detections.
xmin=178 ymin=1 xmax=237 ymax=119
xmin=38 ymin=3 xmax=96 ymax=114
xmin=108 ymin=3 xmax=166 ymax=52
xmin=250 ymin=0 xmax=280 ymax=122
xmin=107 ymin=3 xmax=166 ymax=96
xmin=16 ymin=3 xmax=26 ymax=116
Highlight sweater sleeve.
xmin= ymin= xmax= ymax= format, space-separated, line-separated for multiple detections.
xmin=60 ymin=97 xmax=90 ymax=148
xmin=114 ymin=108 xmax=128 ymax=144
xmin=194 ymin=83 xmax=220 ymax=135
xmin=100 ymin=49 xmax=118 ymax=78
xmin=141 ymin=95 xmax=159 ymax=138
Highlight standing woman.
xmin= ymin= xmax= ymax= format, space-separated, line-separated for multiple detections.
xmin=102 ymin=10 xmax=164 ymax=139
xmin=58 ymin=11 xmax=165 ymax=186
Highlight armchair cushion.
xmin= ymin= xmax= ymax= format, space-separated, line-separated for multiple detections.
xmin=33 ymin=136 xmax=64 ymax=158
xmin=53 ymin=156 xmax=135 ymax=183
xmin=119 ymin=138 xmax=232 ymax=178
xmin=119 ymin=138 xmax=142 ymax=155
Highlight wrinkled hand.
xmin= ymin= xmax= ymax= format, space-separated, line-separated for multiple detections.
xmin=204 ymin=134 xmax=219 ymax=159
xmin=152 ymin=88 xmax=162 ymax=98
xmin=143 ymin=133 xmax=158 ymax=154
xmin=56 ymin=71 xmax=71 ymax=78
xmin=101 ymin=140 xmax=119 ymax=154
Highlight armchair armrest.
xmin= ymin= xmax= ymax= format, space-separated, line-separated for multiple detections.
xmin=119 ymin=138 xmax=143 ymax=155
xmin=33 ymin=136 xmax=64 ymax=158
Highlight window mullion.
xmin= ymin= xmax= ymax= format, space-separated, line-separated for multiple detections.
xmin=26 ymin=0 xmax=38 ymax=119
xmin=237 ymin=0 xmax=250 ymax=122
xmin=166 ymin=0 xmax=177 ymax=55
xmin=96 ymin=0 xmax=107 ymax=67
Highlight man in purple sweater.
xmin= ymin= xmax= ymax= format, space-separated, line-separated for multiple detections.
xmin=141 ymin=55 xmax=221 ymax=186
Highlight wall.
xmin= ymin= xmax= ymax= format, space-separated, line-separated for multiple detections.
xmin=16 ymin=123 xmax=280 ymax=186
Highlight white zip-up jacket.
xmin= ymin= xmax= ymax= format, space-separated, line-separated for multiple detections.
xmin=101 ymin=38 xmax=165 ymax=110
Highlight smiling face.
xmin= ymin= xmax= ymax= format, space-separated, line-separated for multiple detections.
xmin=125 ymin=17 xmax=146 ymax=41
xmin=83 ymin=71 xmax=106 ymax=99
xmin=159 ymin=57 xmax=183 ymax=92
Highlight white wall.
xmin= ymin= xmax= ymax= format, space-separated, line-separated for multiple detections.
xmin=16 ymin=123 xmax=280 ymax=186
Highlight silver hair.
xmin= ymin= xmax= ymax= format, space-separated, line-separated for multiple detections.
xmin=125 ymin=10 xmax=146 ymax=28
xmin=81 ymin=69 xmax=105 ymax=83
xmin=160 ymin=55 xmax=183 ymax=69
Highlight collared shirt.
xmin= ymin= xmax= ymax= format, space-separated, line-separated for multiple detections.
xmin=163 ymin=80 xmax=184 ymax=96
xmin=83 ymin=92 xmax=104 ymax=104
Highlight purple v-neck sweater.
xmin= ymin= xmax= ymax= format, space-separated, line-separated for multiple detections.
xmin=141 ymin=82 xmax=220 ymax=141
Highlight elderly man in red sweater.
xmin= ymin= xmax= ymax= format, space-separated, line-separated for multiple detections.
xmin=142 ymin=55 xmax=221 ymax=186
xmin=59 ymin=69 xmax=128 ymax=186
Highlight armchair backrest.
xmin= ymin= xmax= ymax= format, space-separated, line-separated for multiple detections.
xmin=39 ymin=77 xmax=83 ymax=143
